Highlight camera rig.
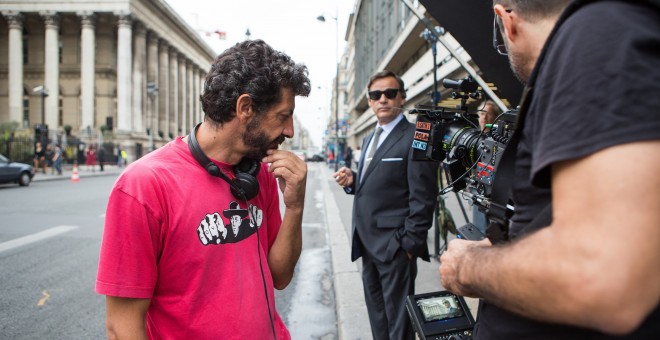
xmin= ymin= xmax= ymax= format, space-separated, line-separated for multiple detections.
xmin=411 ymin=77 xmax=517 ymax=243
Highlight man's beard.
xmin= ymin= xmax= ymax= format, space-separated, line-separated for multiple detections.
xmin=243 ymin=117 xmax=286 ymax=159
xmin=508 ymin=49 xmax=531 ymax=84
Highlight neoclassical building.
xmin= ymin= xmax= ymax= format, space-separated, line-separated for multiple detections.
xmin=0 ymin=0 xmax=215 ymax=158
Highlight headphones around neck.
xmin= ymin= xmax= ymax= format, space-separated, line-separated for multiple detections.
xmin=187 ymin=123 xmax=261 ymax=201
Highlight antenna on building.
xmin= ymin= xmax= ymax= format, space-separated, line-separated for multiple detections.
xmin=245 ymin=28 xmax=251 ymax=40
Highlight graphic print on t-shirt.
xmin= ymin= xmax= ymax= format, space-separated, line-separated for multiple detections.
xmin=196 ymin=201 xmax=264 ymax=245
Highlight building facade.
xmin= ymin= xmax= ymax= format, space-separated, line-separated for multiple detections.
xmin=0 ymin=0 xmax=215 ymax=160
xmin=330 ymin=0 xmax=476 ymax=153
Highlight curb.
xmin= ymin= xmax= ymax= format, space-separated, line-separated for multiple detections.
xmin=321 ymin=166 xmax=373 ymax=340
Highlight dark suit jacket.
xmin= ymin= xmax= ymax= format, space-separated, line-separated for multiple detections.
xmin=345 ymin=116 xmax=439 ymax=263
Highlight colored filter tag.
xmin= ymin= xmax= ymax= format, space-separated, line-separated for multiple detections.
xmin=412 ymin=140 xmax=428 ymax=150
xmin=414 ymin=131 xmax=430 ymax=141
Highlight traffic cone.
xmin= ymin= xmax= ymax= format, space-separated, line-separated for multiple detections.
xmin=71 ymin=164 xmax=80 ymax=182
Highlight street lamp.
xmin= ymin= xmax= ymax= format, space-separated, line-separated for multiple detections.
xmin=33 ymin=85 xmax=49 ymax=126
xmin=317 ymin=13 xmax=340 ymax=171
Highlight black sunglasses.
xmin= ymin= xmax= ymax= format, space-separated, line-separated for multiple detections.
xmin=368 ymin=88 xmax=400 ymax=100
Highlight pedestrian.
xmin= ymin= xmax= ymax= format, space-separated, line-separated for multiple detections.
xmin=116 ymin=146 xmax=124 ymax=168
xmin=327 ymin=149 xmax=334 ymax=166
xmin=76 ymin=143 xmax=86 ymax=167
xmin=85 ymin=145 xmax=96 ymax=172
xmin=52 ymin=144 xmax=63 ymax=175
xmin=33 ymin=142 xmax=46 ymax=174
xmin=439 ymin=1 xmax=660 ymax=339
xmin=332 ymin=70 xmax=439 ymax=339
xmin=45 ymin=144 xmax=54 ymax=174
xmin=97 ymin=147 xmax=105 ymax=172
xmin=344 ymin=146 xmax=353 ymax=169
xmin=96 ymin=39 xmax=311 ymax=339
xmin=120 ymin=148 xmax=128 ymax=167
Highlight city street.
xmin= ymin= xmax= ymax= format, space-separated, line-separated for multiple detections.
xmin=0 ymin=162 xmax=337 ymax=339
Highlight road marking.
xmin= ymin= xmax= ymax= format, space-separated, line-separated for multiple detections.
xmin=37 ymin=290 xmax=50 ymax=307
xmin=0 ymin=225 xmax=79 ymax=253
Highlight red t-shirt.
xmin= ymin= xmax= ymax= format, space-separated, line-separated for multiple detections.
xmin=96 ymin=137 xmax=290 ymax=339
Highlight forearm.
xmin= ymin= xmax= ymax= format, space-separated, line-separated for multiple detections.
xmin=105 ymin=296 xmax=149 ymax=340
xmin=268 ymin=208 xmax=303 ymax=289
xmin=456 ymin=219 xmax=659 ymax=334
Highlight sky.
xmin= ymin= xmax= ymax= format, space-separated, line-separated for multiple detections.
xmin=164 ymin=0 xmax=356 ymax=150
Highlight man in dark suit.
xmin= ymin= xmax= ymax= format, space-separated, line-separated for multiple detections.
xmin=333 ymin=70 xmax=439 ymax=339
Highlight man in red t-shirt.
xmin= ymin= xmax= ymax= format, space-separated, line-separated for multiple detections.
xmin=96 ymin=40 xmax=311 ymax=339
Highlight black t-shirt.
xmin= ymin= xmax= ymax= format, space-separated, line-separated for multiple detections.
xmin=477 ymin=1 xmax=660 ymax=339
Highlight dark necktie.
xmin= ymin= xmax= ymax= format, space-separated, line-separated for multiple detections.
xmin=362 ymin=127 xmax=383 ymax=180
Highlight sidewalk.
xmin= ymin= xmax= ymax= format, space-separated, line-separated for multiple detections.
xmin=31 ymin=163 xmax=124 ymax=183
xmin=320 ymin=164 xmax=479 ymax=340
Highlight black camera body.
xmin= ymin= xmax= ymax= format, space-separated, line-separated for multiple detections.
xmin=411 ymin=77 xmax=518 ymax=219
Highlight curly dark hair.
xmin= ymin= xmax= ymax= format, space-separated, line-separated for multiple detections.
xmin=201 ymin=40 xmax=311 ymax=125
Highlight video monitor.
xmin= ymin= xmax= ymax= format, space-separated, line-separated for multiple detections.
xmin=416 ymin=294 xmax=465 ymax=322
xmin=406 ymin=290 xmax=475 ymax=339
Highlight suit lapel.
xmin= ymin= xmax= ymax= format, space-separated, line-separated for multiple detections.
xmin=358 ymin=117 xmax=409 ymax=189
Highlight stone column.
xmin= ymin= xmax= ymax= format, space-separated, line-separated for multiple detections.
xmin=78 ymin=12 xmax=95 ymax=131
xmin=193 ymin=67 xmax=201 ymax=123
xmin=187 ymin=60 xmax=194 ymax=130
xmin=116 ymin=12 xmax=132 ymax=132
xmin=199 ymin=69 xmax=206 ymax=120
xmin=146 ymin=31 xmax=159 ymax=139
xmin=169 ymin=49 xmax=179 ymax=137
xmin=158 ymin=41 xmax=169 ymax=139
xmin=3 ymin=11 xmax=23 ymax=126
xmin=132 ymin=22 xmax=146 ymax=133
xmin=41 ymin=11 xmax=60 ymax=128
xmin=178 ymin=56 xmax=187 ymax=135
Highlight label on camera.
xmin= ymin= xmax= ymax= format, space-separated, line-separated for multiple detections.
xmin=416 ymin=121 xmax=432 ymax=131
xmin=412 ymin=140 xmax=427 ymax=150
xmin=414 ymin=131 xmax=430 ymax=141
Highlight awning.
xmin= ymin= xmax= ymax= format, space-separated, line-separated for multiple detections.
xmin=419 ymin=0 xmax=523 ymax=106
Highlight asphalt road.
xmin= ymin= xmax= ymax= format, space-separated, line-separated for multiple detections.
xmin=0 ymin=162 xmax=336 ymax=339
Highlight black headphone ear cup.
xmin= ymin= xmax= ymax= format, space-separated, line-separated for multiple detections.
xmin=231 ymin=159 xmax=260 ymax=200
xmin=232 ymin=172 xmax=260 ymax=201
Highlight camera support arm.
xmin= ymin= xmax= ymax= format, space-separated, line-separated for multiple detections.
xmin=400 ymin=0 xmax=508 ymax=113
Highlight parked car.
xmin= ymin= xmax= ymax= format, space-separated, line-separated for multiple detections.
xmin=0 ymin=153 xmax=34 ymax=186
xmin=307 ymin=153 xmax=325 ymax=162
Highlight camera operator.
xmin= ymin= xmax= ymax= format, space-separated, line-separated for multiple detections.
xmin=477 ymin=100 xmax=500 ymax=133
xmin=439 ymin=1 xmax=660 ymax=339
xmin=473 ymin=100 xmax=502 ymax=233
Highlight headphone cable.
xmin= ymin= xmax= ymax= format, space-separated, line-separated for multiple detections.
xmin=248 ymin=197 xmax=277 ymax=340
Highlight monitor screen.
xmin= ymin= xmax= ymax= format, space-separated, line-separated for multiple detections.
xmin=416 ymin=294 xmax=465 ymax=323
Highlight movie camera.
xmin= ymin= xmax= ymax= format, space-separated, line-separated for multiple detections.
xmin=411 ymin=76 xmax=517 ymax=233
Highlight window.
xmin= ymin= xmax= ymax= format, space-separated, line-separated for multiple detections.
xmin=22 ymin=97 xmax=29 ymax=128
xmin=22 ymin=29 xmax=28 ymax=64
